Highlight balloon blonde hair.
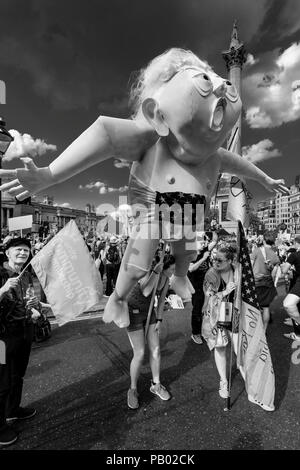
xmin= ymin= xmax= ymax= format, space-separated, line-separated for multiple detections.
xmin=129 ymin=48 xmax=212 ymax=117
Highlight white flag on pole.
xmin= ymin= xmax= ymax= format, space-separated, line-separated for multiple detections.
xmin=226 ymin=129 xmax=251 ymax=228
xmin=31 ymin=220 xmax=103 ymax=326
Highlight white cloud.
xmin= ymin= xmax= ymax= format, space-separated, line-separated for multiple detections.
xmin=83 ymin=181 xmax=106 ymax=190
xmin=99 ymin=186 xmax=108 ymax=195
xmin=277 ymin=42 xmax=300 ymax=69
xmin=244 ymin=107 xmax=273 ymax=128
xmin=79 ymin=181 xmax=128 ymax=194
xmin=3 ymin=129 xmax=57 ymax=161
xmin=53 ymin=202 xmax=71 ymax=208
xmin=114 ymin=159 xmax=131 ymax=169
xmin=243 ymin=42 xmax=300 ymax=128
xmin=245 ymin=53 xmax=259 ymax=67
xmin=242 ymin=139 xmax=282 ymax=164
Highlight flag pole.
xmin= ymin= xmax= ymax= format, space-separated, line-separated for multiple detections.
xmin=212 ymin=128 xmax=239 ymax=224
xmin=17 ymin=260 xmax=32 ymax=280
xmin=144 ymin=244 xmax=166 ymax=342
xmin=224 ymin=220 xmax=241 ymax=412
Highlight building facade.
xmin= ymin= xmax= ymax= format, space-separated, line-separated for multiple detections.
xmin=256 ymin=198 xmax=277 ymax=232
xmin=289 ymin=181 xmax=300 ymax=235
xmin=254 ymin=176 xmax=300 ymax=236
xmin=1 ymin=182 xmax=102 ymax=238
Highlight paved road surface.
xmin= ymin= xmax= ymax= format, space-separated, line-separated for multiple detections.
xmin=4 ymin=282 xmax=300 ymax=451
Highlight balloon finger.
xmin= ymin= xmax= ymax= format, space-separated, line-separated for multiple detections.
xmin=0 ymin=169 xmax=18 ymax=178
xmin=20 ymin=157 xmax=36 ymax=170
xmin=16 ymin=191 xmax=30 ymax=201
xmin=0 ymin=179 xmax=19 ymax=190
xmin=8 ymin=185 xmax=24 ymax=195
xmin=279 ymin=184 xmax=289 ymax=193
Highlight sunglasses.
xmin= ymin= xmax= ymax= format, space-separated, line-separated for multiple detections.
xmin=214 ymin=258 xmax=227 ymax=263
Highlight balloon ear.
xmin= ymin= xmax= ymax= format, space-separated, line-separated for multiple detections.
xmin=142 ymin=98 xmax=169 ymax=137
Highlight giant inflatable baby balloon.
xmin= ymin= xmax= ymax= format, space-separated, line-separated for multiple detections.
xmin=0 ymin=48 xmax=287 ymax=327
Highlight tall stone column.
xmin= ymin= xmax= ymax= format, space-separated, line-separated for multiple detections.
xmin=222 ymin=20 xmax=246 ymax=156
xmin=215 ymin=21 xmax=247 ymax=233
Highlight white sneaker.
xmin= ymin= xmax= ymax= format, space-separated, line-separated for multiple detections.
xmin=191 ymin=334 xmax=203 ymax=345
xmin=150 ymin=382 xmax=171 ymax=401
xmin=219 ymin=380 xmax=229 ymax=398
xmin=127 ymin=388 xmax=139 ymax=409
xmin=248 ymin=395 xmax=275 ymax=411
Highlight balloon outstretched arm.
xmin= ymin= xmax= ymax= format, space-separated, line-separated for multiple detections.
xmin=0 ymin=116 xmax=157 ymax=201
xmin=218 ymin=148 xmax=289 ymax=195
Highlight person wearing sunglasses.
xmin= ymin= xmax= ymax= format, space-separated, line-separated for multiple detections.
xmin=126 ymin=253 xmax=175 ymax=410
xmin=201 ymin=246 xmax=237 ymax=399
xmin=188 ymin=231 xmax=217 ymax=345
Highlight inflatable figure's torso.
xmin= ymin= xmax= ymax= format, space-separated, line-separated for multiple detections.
xmin=128 ymin=138 xmax=221 ymax=240
xmin=130 ymin=138 xmax=221 ymax=197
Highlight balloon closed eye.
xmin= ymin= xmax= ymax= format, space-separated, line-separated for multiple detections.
xmin=192 ymin=72 xmax=213 ymax=97
xmin=225 ymin=80 xmax=239 ymax=102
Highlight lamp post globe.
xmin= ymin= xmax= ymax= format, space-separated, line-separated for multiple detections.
xmin=0 ymin=118 xmax=14 ymax=239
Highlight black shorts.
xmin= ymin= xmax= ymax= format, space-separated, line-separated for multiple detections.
xmin=289 ymin=277 xmax=300 ymax=297
xmin=127 ymin=306 xmax=157 ymax=333
xmin=255 ymin=285 xmax=277 ymax=307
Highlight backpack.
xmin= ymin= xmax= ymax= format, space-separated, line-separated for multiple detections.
xmin=106 ymin=246 xmax=120 ymax=264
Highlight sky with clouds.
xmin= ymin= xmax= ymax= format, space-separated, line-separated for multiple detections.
xmin=1 ymin=0 xmax=300 ymax=213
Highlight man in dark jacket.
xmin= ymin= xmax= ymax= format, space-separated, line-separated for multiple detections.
xmin=0 ymin=238 xmax=40 ymax=447
xmin=104 ymin=236 xmax=121 ymax=296
xmin=188 ymin=231 xmax=217 ymax=344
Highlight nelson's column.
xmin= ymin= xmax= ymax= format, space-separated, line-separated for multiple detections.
xmin=215 ymin=20 xmax=247 ymax=234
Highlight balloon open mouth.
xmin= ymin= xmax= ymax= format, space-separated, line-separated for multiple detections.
xmin=210 ymin=98 xmax=227 ymax=131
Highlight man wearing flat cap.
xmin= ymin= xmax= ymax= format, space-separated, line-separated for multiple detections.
xmin=0 ymin=237 xmax=40 ymax=447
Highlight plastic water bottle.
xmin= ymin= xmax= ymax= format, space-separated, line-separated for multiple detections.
xmin=25 ymin=284 xmax=40 ymax=320
xmin=25 ymin=285 xmax=35 ymax=301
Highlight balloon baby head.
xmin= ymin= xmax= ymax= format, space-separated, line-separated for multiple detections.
xmin=130 ymin=48 xmax=242 ymax=163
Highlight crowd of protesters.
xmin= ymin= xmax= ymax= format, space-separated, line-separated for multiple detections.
xmin=1 ymin=225 xmax=300 ymax=444
xmin=186 ymin=230 xmax=300 ymax=405
xmin=91 ymin=228 xmax=300 ymax=409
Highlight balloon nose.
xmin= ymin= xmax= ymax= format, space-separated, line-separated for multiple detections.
xmin=214 ymin=82 xmax=227 ymax=97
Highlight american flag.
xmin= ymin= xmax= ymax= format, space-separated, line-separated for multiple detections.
xmin=239 ymin=224 xmax=260 ymax=309
xmin=234 ymin=221 xmax=275 ymax=411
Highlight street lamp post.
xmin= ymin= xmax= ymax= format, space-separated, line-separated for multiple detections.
xmin=0 ymin=118 xmax=14 ymax=239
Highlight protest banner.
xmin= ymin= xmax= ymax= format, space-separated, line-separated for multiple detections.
xmin=8 ymin=215 xmax=33 ymax=233
xmin=31 ymin=220 xmax=103 ymax=326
